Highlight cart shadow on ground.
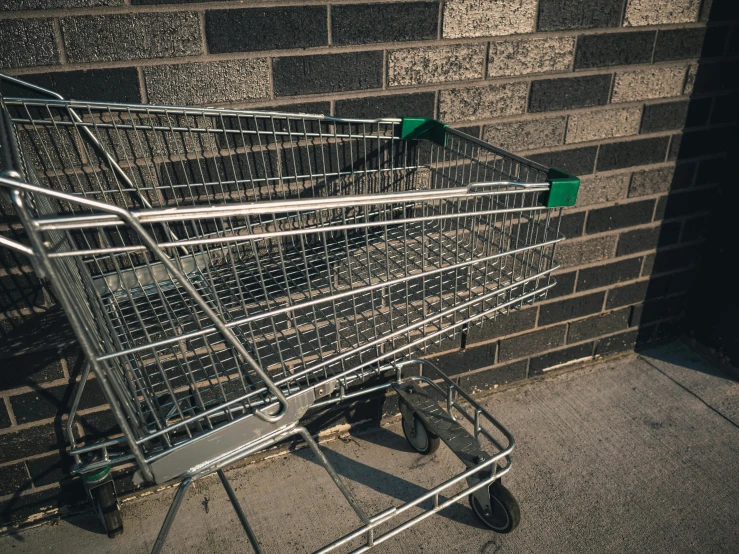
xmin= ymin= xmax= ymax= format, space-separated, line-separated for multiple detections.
xmin=291 ymin=424 xmax=488 ymax=531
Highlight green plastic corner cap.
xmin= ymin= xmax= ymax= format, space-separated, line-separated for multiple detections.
xmin=400 ymin=117 xmax=448 ymax=146
xmin=545 ymin=167 xmax=580 ymax=208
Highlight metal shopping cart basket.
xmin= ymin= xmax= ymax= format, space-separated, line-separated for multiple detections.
xmin=0 ymin=73 xmax=579 ymax=553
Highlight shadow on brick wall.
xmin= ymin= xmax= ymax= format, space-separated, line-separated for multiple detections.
xmin=681 ymin=5 xmax=739 ymax=367
xmin=628 ymin=1 xmax=739 ymax=355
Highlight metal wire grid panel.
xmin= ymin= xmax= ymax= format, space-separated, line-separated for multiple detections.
xmin=2 ymin=98 xmax=562 ymax=458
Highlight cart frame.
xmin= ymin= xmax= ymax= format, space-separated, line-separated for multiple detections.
xmin=0 ymin=72 xmax=578 ymax=552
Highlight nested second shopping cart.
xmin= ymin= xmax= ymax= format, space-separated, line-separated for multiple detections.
xmin=0 ymin=73 xmax=578 ymax=553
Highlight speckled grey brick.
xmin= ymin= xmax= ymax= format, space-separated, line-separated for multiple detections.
xmin=528 ymin=146 xmax=597 ymax=176
xmin=0 ymin=19 xmax=59 ymax=69
xmin=577 ymin=258 xmax=643 ymax=291
xmin=624 ymin=0 xmax=701 ymax=26
xmin=273 ymin=52 xmax=383 ymax=96
xmin=684 ymin=65 xmax=698 ymax=95
xmin=537 ymin=0 xmax=625 ymax=31
xmin=331 ymin=2 xmax=439 ymax=46
xmin=443 ymin=0 xmax=537 ymax=39
xmin=6 ymin=68 xmax=141 ymax=103
xmin=653 ymin=28 xmax=705 ymax=62
xmin=597 ymin=137 xmax=670 ymax=172
xmin=439 ymin=82 xmax=528 ymax=123
xmin=667 ymin=134 xmax=682 ymax=161
xmin=529 ymin=74 xmax=612 ymax=113
xmin=611 ymin=67 xmax=687 ymax=103
xmin=388 ymin=45 xmax=486 ymax=87
xmin=529 ymin=342 xmax=595 ymax=374
xmin=566 ymin=106 xmax=642 ymax=144
xmin=576 ymin=174 xmax=631 ymax=206
xmin=574 ymin=31 xmax=656 ymax=69
xmin=488 ymin=37 xmax=575 ymax=77
xmin=698 ymin=0 xmax=713 ymax=21
xmin=2 ymin=0 xmax=119 ymax=7
xmin=0 ymin=463 xmax=30 ymax=497
xmin=206 ymin=7 xmax=327 ymax=53
xmin=335 ymin=92 xmax=435 ymax=119
xmin=144 ymin=59 xmax=270 ymax=106
xmin=557 ymin=235 xmax=617 ymax=267
xmin=586 ymin=199 xmax=656 ymax=234
xmin=482 ymin=116 xmax=566 ymax=152
xmin=458 ymin=360 xmax=528 ymax=392
xmin=568 ymin=309 xmax=630 ymax=343
xmin=0 ymin=423 xmax=61 ymax=463
xmin=629 ymin=167 xmax=674 ymax=197
xmin=640 ymin=101 xmax=691 ymax=133
xmin=61 ymin=13 xmax=201 ymax=63
xmin=498 ymin=325 xmax=566 ymax=362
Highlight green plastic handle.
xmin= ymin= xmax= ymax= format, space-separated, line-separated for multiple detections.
xmin=399 ymin=117 xmax=448 ymax=146
xmin=544 ymin=168 xmax=580 ymax=208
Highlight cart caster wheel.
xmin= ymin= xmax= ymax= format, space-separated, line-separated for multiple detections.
xmin=469 ymin=481 xmax=520 ymax=533
xmin=399 ymin=399 xmax=440 ymax=455
xmin=91 ymin=481 xmax=124 ymax=538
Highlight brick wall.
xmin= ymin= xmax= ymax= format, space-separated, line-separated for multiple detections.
xmin=0 ymin=0 xmax=737 ymax=527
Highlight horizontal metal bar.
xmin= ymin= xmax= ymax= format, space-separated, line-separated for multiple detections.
xmin=48 ymin=206 xmax=556 ymax=257
xmin=0 ymin=234 xmax=34 ymax=256
xmin=69 ymin=435 xmax=129 ymax=454
xmin=2 ymin=96 xmax=402 ymax=126
xmin=9 ymin=115 xmax=397 ymax=143
xmin=70 ymin=453 xmax=136 ymax=476
xmin=0 ymin=73 xmax=64 ymax=100
xmin=35 ymin=183 xmax=549 ymax=232
xmin=446 ymin=127 xmax=550 ymax=173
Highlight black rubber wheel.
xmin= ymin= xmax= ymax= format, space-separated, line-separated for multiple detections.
xmin=92 ymin=481 xmax=124 ymax=538
xmin=469 ymin=481 xmax=520 ymax=533
xmin=399 ymin=398 xmax=440 ymax=455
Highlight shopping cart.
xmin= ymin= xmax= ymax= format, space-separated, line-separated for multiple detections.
xmin=0 ymin=73 xmax=578 ymax=552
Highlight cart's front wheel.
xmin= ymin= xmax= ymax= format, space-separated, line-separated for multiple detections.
xmin=91 ymin=481 xmax=124 ymax=538
xmin=469 ymin=481 xmax=520 ymax=533
xmin=399 ymin=399 xmax=440 ymax=455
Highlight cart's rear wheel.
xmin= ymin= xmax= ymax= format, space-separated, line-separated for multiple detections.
xmin=469 ymin=481 xmax=520 ymax=533
xmin=91 ymin=481 xmax=124 ymax=538
xmin=399 ymin=398 xmax=440 ymax=455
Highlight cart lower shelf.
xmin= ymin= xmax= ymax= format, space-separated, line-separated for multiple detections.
xmin=122 ymin=359 xmax=518 ymax=553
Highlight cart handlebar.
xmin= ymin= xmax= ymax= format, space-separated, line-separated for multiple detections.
xmin=6 ymin=181 xmax=553 ymax=235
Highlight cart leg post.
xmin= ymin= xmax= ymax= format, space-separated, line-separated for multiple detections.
xmin=217 ymin=469 xmax=264 ymax=554
xmin=294 ymin=426 xmax=370 ymax=526
xmin=151 ymin=478 xmax=193 ymax=554
xmin=66 ymin=361 xmax=92 ymax=461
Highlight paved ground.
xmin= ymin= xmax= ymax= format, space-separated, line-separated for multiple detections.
xmin=2 ymin=341 xmax=738 ymax=553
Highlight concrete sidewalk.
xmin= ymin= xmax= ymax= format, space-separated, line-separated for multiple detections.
xmin=2 ymin=341 xmax=738 ymax=553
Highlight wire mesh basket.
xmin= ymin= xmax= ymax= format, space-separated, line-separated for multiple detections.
xmin=0 ymin=73 xmax=578 ymax=553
